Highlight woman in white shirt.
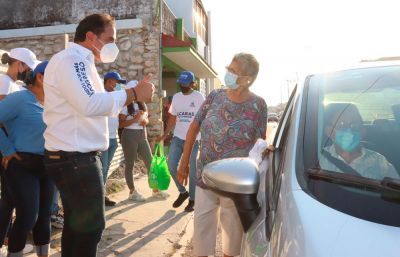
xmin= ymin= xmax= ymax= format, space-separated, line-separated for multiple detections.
xmin=0 ymin=48 xmax=38 ymax=256
xmin=119 ymin=81 xmax=168 ymax=202
xmin=0 ymin=48 xmax=38 ymax=100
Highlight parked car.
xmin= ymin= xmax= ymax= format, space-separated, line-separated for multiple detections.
xmin=203 ymin=61 xmax=400 ymax=257
xmin=267 ymin=112 xmax=279 ymax=123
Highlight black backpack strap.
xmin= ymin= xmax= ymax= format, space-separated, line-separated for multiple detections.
xmin=321 ymin=149 xmax=361 ymax=177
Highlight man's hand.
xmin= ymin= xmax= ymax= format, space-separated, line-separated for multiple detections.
xmin=177 ymin=163 xmax=189 ymax=186
xmin=135 ymin=74 xmax=155 ymax=103
xmin=2 ymin=153 xmax=22 ymax=170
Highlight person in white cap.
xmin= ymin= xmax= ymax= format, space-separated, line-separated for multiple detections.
xmin=119 ymin=80 xmax=169 ymax=202
xmin=0 ymin=48 xmax=39 ymax=99
xmin=0 ymin=61 xmax=53 ymax=257
xmin=42 ymin=13 xmax=154 ymax=257
xmin=0 ymin=48 xmax=38 ymax=257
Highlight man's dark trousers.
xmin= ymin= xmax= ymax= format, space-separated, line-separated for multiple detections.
xmin=44 ymin=151 xmax=105 ymax=257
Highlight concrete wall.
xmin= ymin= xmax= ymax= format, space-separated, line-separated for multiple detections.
xmin=164 ymin=0 xmax=194 ymax=36
xmin=0 ymin=0 xmax=156 ymax=29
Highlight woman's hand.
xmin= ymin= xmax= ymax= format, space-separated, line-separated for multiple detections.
xmin=177 ymin=163 xmax=189 ymax=186
xmin=1 ymin=153 xmax=22 ymax=169
xmin=139 ymin=119 xmax=149 ymax=126
xmin=139 ymin=112 xmax=149 ymax=126
xmin=262 ymin=145 xmax=275 ymax=159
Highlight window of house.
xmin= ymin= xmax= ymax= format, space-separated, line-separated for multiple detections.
xmin=193 ymin=0 xmax=208 ymax=44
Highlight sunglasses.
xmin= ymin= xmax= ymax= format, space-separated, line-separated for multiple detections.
xmin=335 ymin=121 xmax=363 ymax=131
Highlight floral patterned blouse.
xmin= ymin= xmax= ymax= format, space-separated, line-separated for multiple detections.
xmin=194 ymin=89 xmax=268 ymax=187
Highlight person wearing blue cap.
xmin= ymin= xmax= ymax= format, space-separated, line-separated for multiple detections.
xmin=157 ymin=71 xmax=205 ymax=212
xmin=101 ymin=71 xmax=126 ymax=206
xmin=103 ymin=71 xmax=126 ymax=92
xmin=0 ymin=61 xmax=54 ymax=257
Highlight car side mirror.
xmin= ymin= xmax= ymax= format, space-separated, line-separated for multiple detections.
xmin=203 ymin=157 xmax=260 ymax=232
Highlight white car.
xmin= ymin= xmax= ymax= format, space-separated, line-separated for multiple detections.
xmin=203 ymin=61 xmax=400 ymax=257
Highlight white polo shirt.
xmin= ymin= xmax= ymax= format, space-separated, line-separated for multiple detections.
xmin=43 ymin=43 xmax=127 ymax=152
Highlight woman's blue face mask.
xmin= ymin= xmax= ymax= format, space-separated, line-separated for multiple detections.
xmin=335 ymin=128 xmax=361 ymax=152
xmin=224 ymin=70 xmax=239 ymax=89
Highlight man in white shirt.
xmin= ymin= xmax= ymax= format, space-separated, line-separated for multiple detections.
xmin=43 ymin=13 xmax=154 ymax=257
xmin=158 ymin=71 xmax=205 ymax=212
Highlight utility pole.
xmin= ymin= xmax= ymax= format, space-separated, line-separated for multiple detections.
xmin=286 ymin=80 xmax=290 ymax=101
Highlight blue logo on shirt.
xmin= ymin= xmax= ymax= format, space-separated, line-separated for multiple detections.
xmin=190 ymin=102 xmax=195 ymax=107
xmin=74 ymin=62 xmax=94 ymax=97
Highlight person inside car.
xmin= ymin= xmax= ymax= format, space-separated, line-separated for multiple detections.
xmin=319 ymin=103 xmax=399 ymax=180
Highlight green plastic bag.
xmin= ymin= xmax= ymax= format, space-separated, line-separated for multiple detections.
xmin=148 ymin=143 xmax=171 ymax=190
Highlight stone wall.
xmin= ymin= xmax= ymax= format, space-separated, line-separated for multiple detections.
xmin=0 ymin=0 xmax=157 ymax=29
xmin=0 ymin=34 xmax=66 ymax=61
xmin=0 ymin=26 xmax=163 ymax=143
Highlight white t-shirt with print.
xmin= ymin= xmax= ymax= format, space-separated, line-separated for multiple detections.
xmin=120 ymin=104 xmax=146 ymax=130
xmin=0 ymin=74 xmax=19 ymax=95
xmin=169 ymin=91 xmax=205 ymax=140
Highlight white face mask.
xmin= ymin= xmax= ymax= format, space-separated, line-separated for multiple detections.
xmin=96 ymin=39 xmax=119 ymax=63
xmin=224 ymin=70 xmax=239 ymax=89
xmin=100 ymin=42 xmax=119 ymax=63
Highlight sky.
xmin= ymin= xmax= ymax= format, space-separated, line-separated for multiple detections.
xmin=202 ymin=0 xmax=400 ymax=106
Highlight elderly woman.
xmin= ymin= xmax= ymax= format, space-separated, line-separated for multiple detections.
xmin=177 ymin=53 xmax=268 ymax=257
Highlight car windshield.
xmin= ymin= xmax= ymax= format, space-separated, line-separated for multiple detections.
xmin=302 ymin=65 xmax=400 ymax=226
xmin=314 ymin=65 xmax=400 ymax=181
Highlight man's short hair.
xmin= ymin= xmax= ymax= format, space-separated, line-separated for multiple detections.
xmin=74 ymin=13 xmax=115 ymax=43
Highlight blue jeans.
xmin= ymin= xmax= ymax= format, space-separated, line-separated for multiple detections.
xmin=44 ymin=151 xmax=105 ymax=257
xmin=167 ymin=137 xmax=199 ymax=200
xmin=4 ymin=153 xmax=53 ymax=256
xmin=100 ymin=138 xmax=118 ymax=185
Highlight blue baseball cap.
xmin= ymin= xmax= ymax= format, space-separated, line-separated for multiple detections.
xmin=33 ymin=61 xmax=48 ymax=78
xmin=104 ymin=71 xmax=127 ymax=84
xmin=177 ymin=71 xmax=195 ymax=86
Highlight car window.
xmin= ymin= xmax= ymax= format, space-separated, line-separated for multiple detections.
xmin=302 ymin=65 xmax=400 ymax=226
xmin=315 ymin=66 xmax=400 ymax=181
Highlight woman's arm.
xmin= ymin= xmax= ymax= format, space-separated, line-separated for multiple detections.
xmin=177 ymin=120 xmax=200 ymax=185
xmin=0 ymin=94 xmax=22 ymax=167
xmin=139 ymin=111 xmax=149 ymax=126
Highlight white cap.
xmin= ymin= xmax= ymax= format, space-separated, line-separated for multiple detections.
xmin=126 ymin=80 xmax=138 ymax=89
xmin=9 ymin=48 xmax=40 ymax=70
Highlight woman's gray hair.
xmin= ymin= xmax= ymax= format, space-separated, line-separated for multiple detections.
xmin=232 ymin=53 xmax=259 ymax=86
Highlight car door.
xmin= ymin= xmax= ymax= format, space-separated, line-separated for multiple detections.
xmin=265 ymin=85 xmax=297 ymax=241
